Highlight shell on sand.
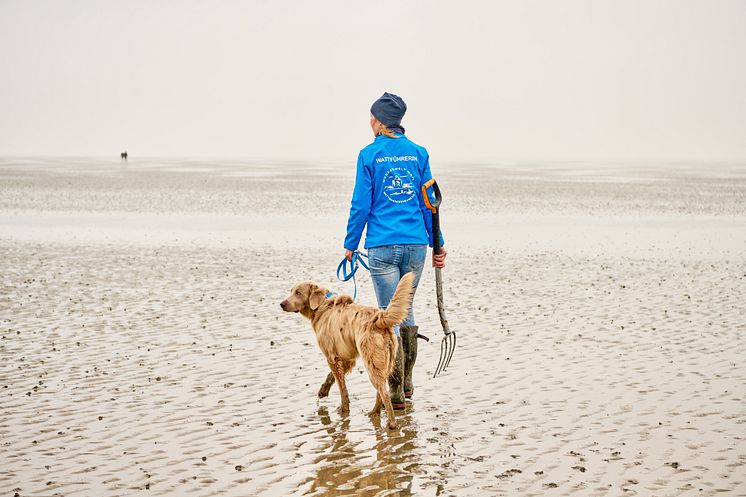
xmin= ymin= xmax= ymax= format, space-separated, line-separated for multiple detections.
xmin=1 ymin=158 xmax=745 ymax=496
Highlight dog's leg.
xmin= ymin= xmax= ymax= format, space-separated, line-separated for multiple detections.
xmin=332 ymin=360 xmax=351 ymax=415
xmin=366 ymin=366 xmax=397 ymax=428
xmin=318 ymin=372 xmax=335 ymax=398
xmin=377 ymin=383 xmax=398 ymax=430
xmin=368 ymin=393 xmax=383 ymax=416
xmin=362 ymin=340 xmax=398 ymax=428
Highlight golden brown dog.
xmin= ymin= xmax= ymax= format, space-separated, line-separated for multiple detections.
xmin=280 ymin=272 xmax=414 ymax=429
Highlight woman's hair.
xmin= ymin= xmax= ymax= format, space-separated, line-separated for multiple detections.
xmin=378 ymin=122 xmax=400 ymax=139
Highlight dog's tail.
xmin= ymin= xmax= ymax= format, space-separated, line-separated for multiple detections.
xmin=376 ymin=272 xmax=415 ymax=329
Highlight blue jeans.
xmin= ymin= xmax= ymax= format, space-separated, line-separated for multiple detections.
xmin=368 ymin=244 xmax=427 ymax=336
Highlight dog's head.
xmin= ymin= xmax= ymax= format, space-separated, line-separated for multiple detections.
xmin=280 ymin=281 xmax=327 ymax=314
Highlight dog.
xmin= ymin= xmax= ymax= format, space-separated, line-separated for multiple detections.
xmin=280 ymin=272 xmax=414 ymax=429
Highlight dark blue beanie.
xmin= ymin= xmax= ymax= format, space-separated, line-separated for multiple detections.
xmin=370 ymin=92 xmax=407 ymax=127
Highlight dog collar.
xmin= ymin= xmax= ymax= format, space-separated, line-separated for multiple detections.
xmin=325 ymin=292 xmax=337 ymax=299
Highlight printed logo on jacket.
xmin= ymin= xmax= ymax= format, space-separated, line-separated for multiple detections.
xmin=382 ymin=167 xmax=416 ymax=203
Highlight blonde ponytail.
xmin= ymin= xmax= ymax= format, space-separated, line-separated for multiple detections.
xmin=378 ymin=123 xmax=400 ymax=139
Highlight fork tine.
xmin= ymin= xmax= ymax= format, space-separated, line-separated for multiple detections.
xmin=433 ymin=336 xmax=447 ymax=378
xmin=435 ymin=339 xmax=444 ymax=377
xmin=433 ymin=332 xmax=457 ymax=378
xmin=444 ymin=332 xmax=456 ymax=370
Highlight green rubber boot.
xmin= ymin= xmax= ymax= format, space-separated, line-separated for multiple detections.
xmin=401 ymin=326 xmax=419 ymax=398
xmin=389 ymin=334 xmax=406 ymax=410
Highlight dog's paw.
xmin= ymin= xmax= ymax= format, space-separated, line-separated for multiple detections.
xmin=387 ymin=421 xmax=398 ymax=430
xmin=317 ymin=373 xmax=335 ymax=398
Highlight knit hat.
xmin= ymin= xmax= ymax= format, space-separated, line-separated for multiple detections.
xmin=370 ymin=92 xmax=407 ymax=127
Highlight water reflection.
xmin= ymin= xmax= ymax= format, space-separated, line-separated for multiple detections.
xmin=305 ymin=406 xmax=421 ymax=496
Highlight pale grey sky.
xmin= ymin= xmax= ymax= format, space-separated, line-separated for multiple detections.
xmin=1 ymin=0 xmax=744 ymax=162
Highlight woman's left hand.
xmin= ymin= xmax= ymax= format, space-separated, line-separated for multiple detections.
xmin=432 ymin=247 xmax=447 ymax=268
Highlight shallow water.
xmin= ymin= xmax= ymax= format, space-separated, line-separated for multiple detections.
xmin=1 ymin=158 xmax=745 ymax=496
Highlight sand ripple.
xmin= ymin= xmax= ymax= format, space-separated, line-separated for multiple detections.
xmin=1 ymin=242 xmax=744 ymax=496
xmin=1 ymin=159 xmax=745 ymax=496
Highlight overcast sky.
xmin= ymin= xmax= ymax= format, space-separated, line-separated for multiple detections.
xmin=1 ymin=0 xmax=744 ymax=162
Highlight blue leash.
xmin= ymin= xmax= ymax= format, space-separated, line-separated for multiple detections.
xmin=336 ymin=250 xmax=369 ymax=301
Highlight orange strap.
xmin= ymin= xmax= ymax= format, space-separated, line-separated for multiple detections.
xmin=421 ymin=179 xmax=436 ymax=214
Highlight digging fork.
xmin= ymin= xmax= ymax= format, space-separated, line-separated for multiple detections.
xmin=422 ymin=179 xmax=456 ymax=377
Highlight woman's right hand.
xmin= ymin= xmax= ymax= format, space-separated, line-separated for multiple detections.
xmin=432 ymin=247 xmax=447 ymax=268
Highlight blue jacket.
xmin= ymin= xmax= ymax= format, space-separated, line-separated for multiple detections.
xmin=344 ymin=134 xmax=443 ymax=250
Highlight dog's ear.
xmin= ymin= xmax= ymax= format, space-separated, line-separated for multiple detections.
xmin=309 ymin=286 xmax=326 ymax=310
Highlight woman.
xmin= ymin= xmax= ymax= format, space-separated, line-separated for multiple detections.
xmin=344 ymin=92 xmax=447 ymax=410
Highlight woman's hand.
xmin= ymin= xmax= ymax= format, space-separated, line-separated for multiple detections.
xmin=432 ymin=247 xmax=447 ymax=268
xmin=345 ymin=249 xmax=354 ymax=262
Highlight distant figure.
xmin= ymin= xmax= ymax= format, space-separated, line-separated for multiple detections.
xmin=121 ymin=151 xmax=128 ymax=161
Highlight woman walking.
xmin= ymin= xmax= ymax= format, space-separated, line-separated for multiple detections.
xmin=343 ymin=92 xmax=447 ymax=410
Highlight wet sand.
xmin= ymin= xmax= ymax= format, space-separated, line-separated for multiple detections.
xmin=1 ymin=157 xmax=745 ymax=496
